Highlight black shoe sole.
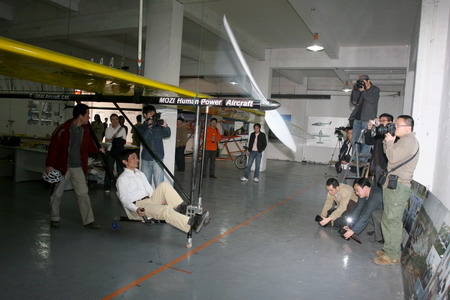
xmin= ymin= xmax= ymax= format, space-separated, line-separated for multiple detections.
xmin=194 ymin=211 xmax=210 ymax=233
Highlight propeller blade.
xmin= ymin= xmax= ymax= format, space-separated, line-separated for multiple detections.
xmin=265 ymin=110 xmax=297 ymax=152
xmin=223 ymin=16 xmax=267 ymax=104
xmin=223 ymin=15 xmax=296 ymax=152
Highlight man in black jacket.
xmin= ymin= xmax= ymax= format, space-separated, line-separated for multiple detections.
xmin=348 ymin=75 xmax=380 ymax=162
xmin=240 ymin=123 xmax=267 ymax=182
xmin=364 ymin=113 xmax=393 ymax=186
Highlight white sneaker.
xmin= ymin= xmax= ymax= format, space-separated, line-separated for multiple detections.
xmin=240 ymin=177 xmax=248 ymax=181
xmin=253 ymin=177 xmax=259 ymax=182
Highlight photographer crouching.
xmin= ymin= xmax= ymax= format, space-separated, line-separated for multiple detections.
xmin=316 ymin=178 xmax=358 ymax=229
xmin=341 ymin=178 xmax=383 ymax=242
xmin=373 ymin=115 xmax=419 ymax=266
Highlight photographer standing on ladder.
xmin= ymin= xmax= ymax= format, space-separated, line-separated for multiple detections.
xmin=348 ymin=75 xmax=380 ymax=163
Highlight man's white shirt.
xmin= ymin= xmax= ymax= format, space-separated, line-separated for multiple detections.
xmin=116 ymin=168 xmax=154 ymax=212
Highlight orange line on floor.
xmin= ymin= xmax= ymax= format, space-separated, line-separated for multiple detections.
xmin=102 ymin=181 xmax=319 ymax=300
xmin=168 ymin=266 xmax=192 ymax=274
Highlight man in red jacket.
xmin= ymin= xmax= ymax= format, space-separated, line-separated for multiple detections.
xmin=46 ymin=104 xmax=104 ymax=229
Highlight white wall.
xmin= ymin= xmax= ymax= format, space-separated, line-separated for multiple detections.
xmin=412 ymin=0 xmax=450 ymax=210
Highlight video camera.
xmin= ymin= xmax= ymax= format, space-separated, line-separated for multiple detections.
xmin=371 ymin=123 xmax=395 ymax=137
xmin=334 ymin=126 xmax=347 ymax=140
xmin=355 ymin=79 xmax=366 ymax=89
xmin=146 ymin=112 xmax=164 ymax=126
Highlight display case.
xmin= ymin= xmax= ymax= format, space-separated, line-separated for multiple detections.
xmin=27 ymin=100 xmax=64 ymax=127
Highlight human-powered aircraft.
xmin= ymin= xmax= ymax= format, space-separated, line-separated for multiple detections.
xmin=0 ymin=16 xmax=297 ymax=246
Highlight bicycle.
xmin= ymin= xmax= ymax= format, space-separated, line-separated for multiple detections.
xmin=234 ymin=146 xmax=248 ymax=169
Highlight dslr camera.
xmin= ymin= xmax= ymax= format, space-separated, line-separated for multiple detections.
xmin=371 ymin=123 xmax=396 ymax=137
xmin=147 ymin=112 xmax=164 ymax=126
xmin=315 ymin=215 xmax=328 ymax=227
xmin=355 ymin=79 xmax=366 ymax=89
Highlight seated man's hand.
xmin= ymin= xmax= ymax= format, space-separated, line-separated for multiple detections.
xmin=343 ymin=225 xmax=349 ymax=230
xmin=319 ymin=217 xmax=331 ymax=226
xmin=136 ymin=207 xmax=145 ymax=216
xmin=343 ymin=229 xmax=354 ymax=239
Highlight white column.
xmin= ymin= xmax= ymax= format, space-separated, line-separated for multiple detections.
xmin=144 ymin=0 xmax=184 ymax=182
xmin=412 ymin=0 xmax=450 ymax=208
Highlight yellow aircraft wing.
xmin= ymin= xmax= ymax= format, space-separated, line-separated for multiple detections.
xmin=0 ymin=36 xmax=206 ymax=98
xmin=0 ymin=36 xmax=263 ymax=121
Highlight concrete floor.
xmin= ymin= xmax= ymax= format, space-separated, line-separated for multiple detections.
xmin=0 ymin=159 xmax=404 ymax=300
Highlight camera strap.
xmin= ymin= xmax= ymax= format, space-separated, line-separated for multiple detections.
xmin=387 ymin=146 xmax=419 ymax=174
xmin=113 ymin=126 xmax=124 ymax=138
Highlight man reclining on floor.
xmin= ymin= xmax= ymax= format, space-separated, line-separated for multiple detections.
xmin=116 ymin=149 xmax=209 ymax=234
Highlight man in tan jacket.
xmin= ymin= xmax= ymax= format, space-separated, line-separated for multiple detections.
xmin=374 ymin=115 xmax=419 ymax=266
xmin=319 ymin=178 xmax=358 ymax=228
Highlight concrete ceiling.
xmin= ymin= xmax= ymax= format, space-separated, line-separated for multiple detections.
xmin=0 ymin=0 xmax=421 ymax=96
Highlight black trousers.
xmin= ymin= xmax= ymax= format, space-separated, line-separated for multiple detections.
xmin=203 ymin=150 xmax=217 ymax=176
xmin=175 ymin=146 xmax=186 ymax=171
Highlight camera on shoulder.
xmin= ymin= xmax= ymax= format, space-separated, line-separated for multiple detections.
xmin=147 ymin=112 xmax=164 ymax=126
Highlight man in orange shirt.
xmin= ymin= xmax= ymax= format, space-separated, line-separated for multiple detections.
xmin=203 ymin=118 xmax=221 ymax=178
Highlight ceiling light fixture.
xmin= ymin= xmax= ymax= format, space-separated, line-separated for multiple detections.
xmin=342 ymin=81 xmax=352 ymax=92
xmin=229 ymin=79 xmax=238 ymax=85
xmin=306 ymin=33 xmax=324 ymax=52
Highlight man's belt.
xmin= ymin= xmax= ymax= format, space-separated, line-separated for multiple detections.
xmin=133 ymin=196 xmax=149 ymax=204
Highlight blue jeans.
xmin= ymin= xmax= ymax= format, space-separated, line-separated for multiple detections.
xmin=244 ymin=151 xmax=262 ymax=179
xmin=141 ymin=159 xmax=164 ymax=188
xmin=352 ymin=119 xmax=371 ymax=162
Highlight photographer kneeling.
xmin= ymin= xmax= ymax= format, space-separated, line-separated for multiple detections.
xmin=341 ymin=178 xmax=383 ymax=241
xmin=316 ymin=178 xmax=358 ymax=228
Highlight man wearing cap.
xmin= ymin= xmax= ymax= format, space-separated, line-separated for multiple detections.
xmin=348 ymin=75 xmax=380 ymax=162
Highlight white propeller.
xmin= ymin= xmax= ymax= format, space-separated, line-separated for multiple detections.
xmin=223 ymin=16 xmax=297 ymax=152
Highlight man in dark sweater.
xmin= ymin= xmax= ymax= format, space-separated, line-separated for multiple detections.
xmin=240 ymin=123 xmax=267 ymax=182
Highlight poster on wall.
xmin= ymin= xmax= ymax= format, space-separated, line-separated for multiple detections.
xmin=306 ymin=116 xmax=349 ymax=148
xmin=401 ymin=189 xmax=450 ymax=300
xmin=420 ymin=245 xmax=450 ymax=299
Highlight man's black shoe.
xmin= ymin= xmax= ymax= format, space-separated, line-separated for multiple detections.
xmin=50 ymin=221 xmax=60 ymax=228
xmin=366 ymin=231 xmax=375 ymax=236
xmin=209 ymin=175 xmax=217 ymax=179
xmin=175 ymin=203 xmax=188 ymax=215
xmin=84 ymin=222 xmax=101 ymax=229
xmin=190 ymin=211 xmax=210 ymax=233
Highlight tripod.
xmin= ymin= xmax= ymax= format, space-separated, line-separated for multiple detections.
xmin=329 ymin=136 xmax=343 ymax=165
